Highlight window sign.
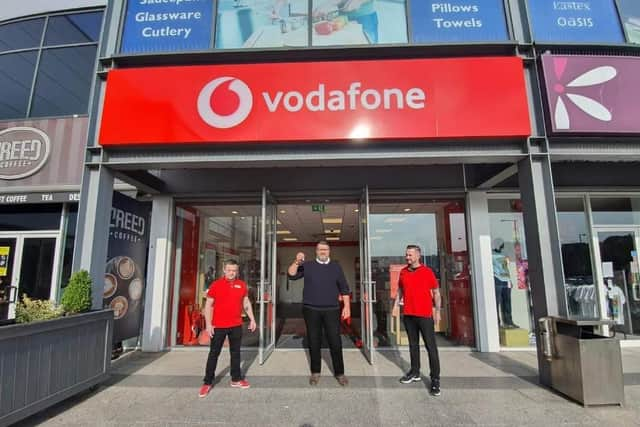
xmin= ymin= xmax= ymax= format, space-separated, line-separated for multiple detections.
xmin=215 ymin=0 xmax=309 ymax=49
xmin=616 ymin=0 xmax=640 ymax=44
xmin=527 ymin=0 xmax=624 ymax=43
xmin=310 ymin=0 xmax=408 ymax=46
xmin=409 ymin=0 xmax=509 ymax=43
xmin=120 ymin=0 xmax=214 ymax=53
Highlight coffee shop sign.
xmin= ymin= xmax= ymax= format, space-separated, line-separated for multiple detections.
xmin=0 ymin=127 xmax=51 ymax=180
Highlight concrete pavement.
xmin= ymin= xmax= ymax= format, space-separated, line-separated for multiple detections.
xmin=15 ymin=347 xmax=640 ymax=426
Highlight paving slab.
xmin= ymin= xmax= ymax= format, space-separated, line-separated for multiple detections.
xmin=13 ymin=348 xmax=640 ymax=427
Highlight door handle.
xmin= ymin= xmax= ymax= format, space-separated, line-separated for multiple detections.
xmin=370 ymin=281 xmax=377 ymax=303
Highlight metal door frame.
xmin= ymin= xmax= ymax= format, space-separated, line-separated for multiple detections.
xmin=0 ymin=231 xmax=61 ymax=319
xmin=258 ymin=188 xmax=278 ymax=364
xmin=359 ymin=186 xmax=375 ymax=364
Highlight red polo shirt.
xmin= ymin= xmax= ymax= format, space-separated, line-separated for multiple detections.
xmin=399 ymin=264 xmax=439 ymax=317
xmin=206 ymin=277 xmax=248 ymax=328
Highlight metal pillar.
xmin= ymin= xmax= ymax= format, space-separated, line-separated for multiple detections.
xmin=72 ymin=165 xmax=114 ymax=310
xmin=141 ymin=196 xmax=175 ymax=352
xmin=467 ymin=191 xmax=501 ymax=352
xmin=518 ymin=153 xmax=567 ymax=386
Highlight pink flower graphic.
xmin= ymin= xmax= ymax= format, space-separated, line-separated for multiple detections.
xmin=552 ymin=57 xmax=617 ymax=130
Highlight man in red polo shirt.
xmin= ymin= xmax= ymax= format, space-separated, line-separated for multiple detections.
xmin=392 ymin=244 xmax=442 ymax=396
xmin=199 ymin=260 xmax=256 ymax=398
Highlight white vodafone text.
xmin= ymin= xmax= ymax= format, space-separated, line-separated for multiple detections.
xmin=261 ymin=82 xmax=426 ymax=112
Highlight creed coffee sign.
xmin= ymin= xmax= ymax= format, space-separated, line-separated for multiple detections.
xmin=99 ymin=57 xmax=530 ymax=145
xmin=0 ymin=127 xmax=51 ymax=180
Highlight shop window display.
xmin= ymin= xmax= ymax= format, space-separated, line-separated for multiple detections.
xmin=488 ymin=199 xmax=534 ymax=347
xmin=556 ymin=198 xmax=596 ymax=320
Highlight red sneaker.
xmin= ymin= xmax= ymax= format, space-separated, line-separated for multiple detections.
xmin=230 ymin=379 xmax=250 ymax=389
xmin=199 ymin=384 xmax=212 ymax=398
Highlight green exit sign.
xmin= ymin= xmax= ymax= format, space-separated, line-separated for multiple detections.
xmin=311 ymin=204 xmax=325 ymax=213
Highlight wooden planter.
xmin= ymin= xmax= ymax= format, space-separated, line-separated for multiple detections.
xmin=0 ymin=310 xmax=113 ymax=426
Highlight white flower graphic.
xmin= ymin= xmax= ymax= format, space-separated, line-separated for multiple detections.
xmin=553 ymin=65 xmax=617 ymax=130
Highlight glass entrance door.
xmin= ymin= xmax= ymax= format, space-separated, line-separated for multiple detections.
xmin=594 ymin=229 xmax=640 ymax=336
xmin=19 ymin=237 xmax=57 ymax=300
xmin=0 ymin=238 xmax=18 ymax=322
xmin=0 ymin=234 xmax=59 ymax=322
xmin=258 ymin=188 xmax=278 ymax=364
xmin=359 ymin=187 xmax=375 ymax=363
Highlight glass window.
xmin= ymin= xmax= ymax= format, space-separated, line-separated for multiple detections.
xmin=488 ymin=199 xmax=534 ymax=347
xmin=0 ymin=51 xmax=38 ymax=119
xmin=30 ymin=46 xmax=97 ymax=117
xmin=369 ymin=201 xmax=473 ymax=347
xmin=215 ymin=0 xmax=310 ymax=49
xmin=311 ymin=0 xmax=407 ymax=46
xmin=0 ymin=18 xmax=45 ymax=53
xmin=591 ymin=197 xmax=640 ymax=226
xmin=173 ymin=205 xmax=262 ymax=346
xmin=556 ymin=198 xmax=596 ymax=319
xmin=0 ymin=204 xmax=61 ymax=231
xmin=44 ymin=12 xmax=103 ymax=46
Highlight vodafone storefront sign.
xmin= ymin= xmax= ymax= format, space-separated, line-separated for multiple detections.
xmin=99 ymin=58 xmax=530 ymax=145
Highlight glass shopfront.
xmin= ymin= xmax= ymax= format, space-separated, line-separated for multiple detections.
xmin=489 ymin=194 xmax=640 ymax=347
xmin=168 ymin=191 xmax=475 ymax=363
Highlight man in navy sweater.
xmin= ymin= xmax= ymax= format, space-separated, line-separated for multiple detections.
xmin=288 ymin=241 xmax=351 ymax=386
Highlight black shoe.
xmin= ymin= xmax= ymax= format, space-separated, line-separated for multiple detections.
xmin=430 ymin=379 xmax=441 ymax=396
xmin=399 ymin=372 xmax=421 ymax=384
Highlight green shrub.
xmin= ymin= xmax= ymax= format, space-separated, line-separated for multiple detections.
xmin=61 ymin=270 xmax=92 ymax=314
xmin=15 ymin=296 xmax=63 ymax=323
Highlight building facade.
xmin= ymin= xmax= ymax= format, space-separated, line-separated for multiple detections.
xmin=4 ymin=0 xmax=640 ymax=387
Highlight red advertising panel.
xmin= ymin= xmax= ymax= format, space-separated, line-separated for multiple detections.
xmin=99 ymin=57 xmax=530 ymax=146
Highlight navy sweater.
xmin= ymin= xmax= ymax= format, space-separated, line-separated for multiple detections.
xmin=288 ymin=260 xmax=351 ymax=308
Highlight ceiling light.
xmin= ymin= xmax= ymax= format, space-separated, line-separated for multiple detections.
xmin=326 ymin=237 xmax=340 ymax=241
xmin=384 ymin=217 xmax=407 ymax=223
xmin=403 ymin=208 xmax=412 ymax=212
xmin=324 ymin=229 xmax=341 ymax=234
xmin=277 ymin=220 xmax=282 ymax=225
xmin=280 ymin=210 xmax=286 ymax=214
xmin=376 ymin=229 xmax=392 ymax=233
xmin=354 ymin=209 xmax=359 ymax=213
xmin=283 ymin=237 xmax=298 ymax=241
xmin=277 ymin=230 xmax=291 ymax=235
xmin=231 ymin=211 xmax=239 ymax=215
xmin=322 ymin=218 xmax=343 ymax=224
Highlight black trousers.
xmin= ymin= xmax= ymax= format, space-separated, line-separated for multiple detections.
xmin=403 ymin=315 xmax=440 ymax=381
xmin=203 ymin=325 xmax=243 ymax=384
xmin=303 ymin=306 xmax=345 ymax=376
xmin=494 ymin=277 xmax=513 ymax=325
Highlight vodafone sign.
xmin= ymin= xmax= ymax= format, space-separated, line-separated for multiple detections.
xmin=99 ymin=58 xmax=530 ymax=146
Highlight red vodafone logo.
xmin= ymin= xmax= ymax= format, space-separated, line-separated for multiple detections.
xmin=197 ymin=77 xmax=253 ymax=129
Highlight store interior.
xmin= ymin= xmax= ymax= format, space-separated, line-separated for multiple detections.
xmin=171 ymin=199 xmax=475 ymax=349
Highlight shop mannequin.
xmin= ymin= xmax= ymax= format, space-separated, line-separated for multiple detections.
xmin=492 ymin=238 xmax=518 ymax=329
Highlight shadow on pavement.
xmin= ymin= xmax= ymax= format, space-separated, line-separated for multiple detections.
xmin=470 ymin=352 xmax=540 ymax=386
